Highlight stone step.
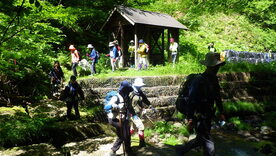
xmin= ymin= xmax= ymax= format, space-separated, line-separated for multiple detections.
xmin=83 ymin=86 xmax=180 ymax=98
xmin=79 ymin=75 xmax=185 ymax=88
xmin=79 ymin=72 xmax=276 ymax=88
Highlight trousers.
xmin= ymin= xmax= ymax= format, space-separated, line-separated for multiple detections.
xmin=176 ymin=118 xmax=215 ymax=156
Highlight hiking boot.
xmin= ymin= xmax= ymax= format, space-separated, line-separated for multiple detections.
xmin=175 ymin=145 xmax=184 ymax=156
xmin=139 ymin=139 xmax=146 ymax=147
xmin=109 ymin=150 xmax=116 ymax=156
xmin=126 ymin=149 xmax=136 ymax=156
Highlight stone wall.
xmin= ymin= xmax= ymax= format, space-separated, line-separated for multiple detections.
xmin=79 ymin=72 xmax=276 ymax=119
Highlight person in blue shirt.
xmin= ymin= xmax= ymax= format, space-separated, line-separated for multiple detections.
xmin=87 ymin=44 xmax=98 ymax=75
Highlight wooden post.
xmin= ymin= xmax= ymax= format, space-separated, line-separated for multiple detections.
xmin=120 ymin=24 xmax=124 ymax=67
xmin=167 ymin=28 xmax=171 ymax=63
xmin=134 ymin=25 xmax=138 ymax=68
xmin=161 ymin=29 xmax=165 ymax=65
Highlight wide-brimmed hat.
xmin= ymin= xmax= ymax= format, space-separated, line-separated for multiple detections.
xmin=69 ymin=45 xmax=75 ymax=50
xmin=108 ymin=42 xmax=114 ymax=47
xmin=133 ymin=78 xmax=145 ymax=87
xmin=200 ymin=52 xmax=225 ymax=67
xmin=87 ymin=44 xmax=93 ymax=49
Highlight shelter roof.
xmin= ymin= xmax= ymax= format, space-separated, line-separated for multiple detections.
xmin=102 ymin=5 xmax=188 ymax=30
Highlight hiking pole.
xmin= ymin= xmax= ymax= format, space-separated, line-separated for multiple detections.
xmin=119 ymin=108 xmax=126 ymax=156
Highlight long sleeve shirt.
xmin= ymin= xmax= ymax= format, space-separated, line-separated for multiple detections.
xmin=187 ymin=73 xmax=223 ymax=120
xmin=90 ymin=49 xmax=98 ymax=63
xmin=169 ymin=42 xmax=178 ymax=54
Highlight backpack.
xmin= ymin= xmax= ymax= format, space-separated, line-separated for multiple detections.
xmin=96 ymin=51 xmax=100 ymax=59
xmin=175 ymin=74 xmax=202 ymax=115
xmin=104 ymin=91 xmax=118 ymax=113
xmin=145 ymin=43 xmax=149 ymax=53
xmin=74 ymin=50 xmax=82 ymax=61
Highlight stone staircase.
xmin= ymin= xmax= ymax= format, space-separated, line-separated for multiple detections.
xmin=79 ymin=72 xmax=276 ymax=119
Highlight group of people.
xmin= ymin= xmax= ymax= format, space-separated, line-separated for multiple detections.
xmin=48 ymin=40 xmax=226 ymax=155
xmin=105 ymin=77 xmax=156 ymax=156
xmin=105 ymin=52 xmax=226 ymax=156
xmin=69 ymin=44 xmax=100 ymax=77
xmin=127 ymin=37 xmax=179 ymax=69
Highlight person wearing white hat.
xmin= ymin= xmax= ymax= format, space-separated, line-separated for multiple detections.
xmin=129 ymin=77 xmax=156 ymax=147
xmin=69 ymin=45 xmax=79 ymax=77
xmin=176 ymin=52 xmax=226 ymax=156
xmin=108 ymin=42 xmax=119 ymax=72
xmin=87 ymin=44 xmax=98 ymax=75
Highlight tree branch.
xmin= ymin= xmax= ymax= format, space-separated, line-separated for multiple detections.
xmin=0 ymin=0 xmax=26 ymax=46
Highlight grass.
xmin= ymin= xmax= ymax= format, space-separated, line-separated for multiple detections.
xmin=229 ymin=117 xmax=252 ymax=130
xmin=223 ymin=101 xmax=265 ymax=115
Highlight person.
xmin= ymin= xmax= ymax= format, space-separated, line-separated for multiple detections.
xmin=109 ymin=42 xmax=119 ymax=72
xmin=69 ymin=45 xmax=80 ymax=77
xmin=169 ymin=38 xmax=179 ymax=66
xmin=208 ymin=42 xmax=216 ymax=53
xmin=137 ymin=39 xmax=149 ymax=70
xmin=63 ymin=75 xmax=84 ymax=119
xmin=175 ymin=52 xmax=226 ymax=156
xmin=128 ymin=40 xmax=135 ymax=68
xmin=129 ymin=78 xmax=155 ymax=147
xmin=107 ymin=81 xmax=135 ymax=156
xmin=49 ymin=61 xmax=64 ymax=96
xmin=87 ymin=44 xmax=98 ymax=75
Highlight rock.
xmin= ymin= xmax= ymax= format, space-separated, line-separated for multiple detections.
xmin=237 ymin=130 xmax=251 ymax=137
xmin=260 ymin=126 xmax=273 ymax=135
xmin=173 ymin=122 xmax=183 ymax=128
xmin=245 ymin=136 xmax=260 ymax=142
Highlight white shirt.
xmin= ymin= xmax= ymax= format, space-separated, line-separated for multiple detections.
xmin=169 ymin=42 xmax=178 ymax=54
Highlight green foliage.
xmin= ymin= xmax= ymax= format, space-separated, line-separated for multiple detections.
xmin=164 ymin=135 xmax=180 ymax=146
xmin=262 ymin=112 xmax=276 ymax=129
xmin=152 ymin=121 xmax=189 ymax=137
xmin=223 ymin=101 xmax=264 ymax=115
xmin=229 ymin=117 xmax=252 ymax=130
xmin=0 ymin=114 xmax=56 ymax=147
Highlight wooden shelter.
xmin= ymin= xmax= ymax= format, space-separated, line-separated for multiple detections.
xmin=101 ymin=5 xmax=188 ymax=67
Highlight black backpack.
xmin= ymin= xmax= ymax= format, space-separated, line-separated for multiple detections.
xmin=175 ymin=74 xmax=202 ymax=115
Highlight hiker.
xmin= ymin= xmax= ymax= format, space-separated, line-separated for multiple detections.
xmin=49 ymin=61 xmax=64 ymax=97
xmin=62 ymin=75 xmax=84 ymax=119
xmin=128 ymin=40 xmax=135 ymax=68
xmin=129 ymin=77 xmax=155 ymax=147
xmin=87 ymin=44 xmax=98 ymax=75
xmin=113 ymin=40 xmax=122 ymax=68
xmin=108 ymin=42 xmax=119 ymax=72
xmin=175 ymin=52 xmax=226 ymax=156
xmin=106 ymin=81 xmax=135 ymax=156
xmin=137 ymin=39 xmax=149 ymax=70
xmin=169 ymin=38 xmax=179 ymax=66
xmin=69 ymin=45 xmax=80 ymax=77
xmin=208 ymin=42 xmax=216 ymax=53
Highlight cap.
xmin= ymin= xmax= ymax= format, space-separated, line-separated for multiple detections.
xmin=138 ymin=39 xmax=144 ymax=44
